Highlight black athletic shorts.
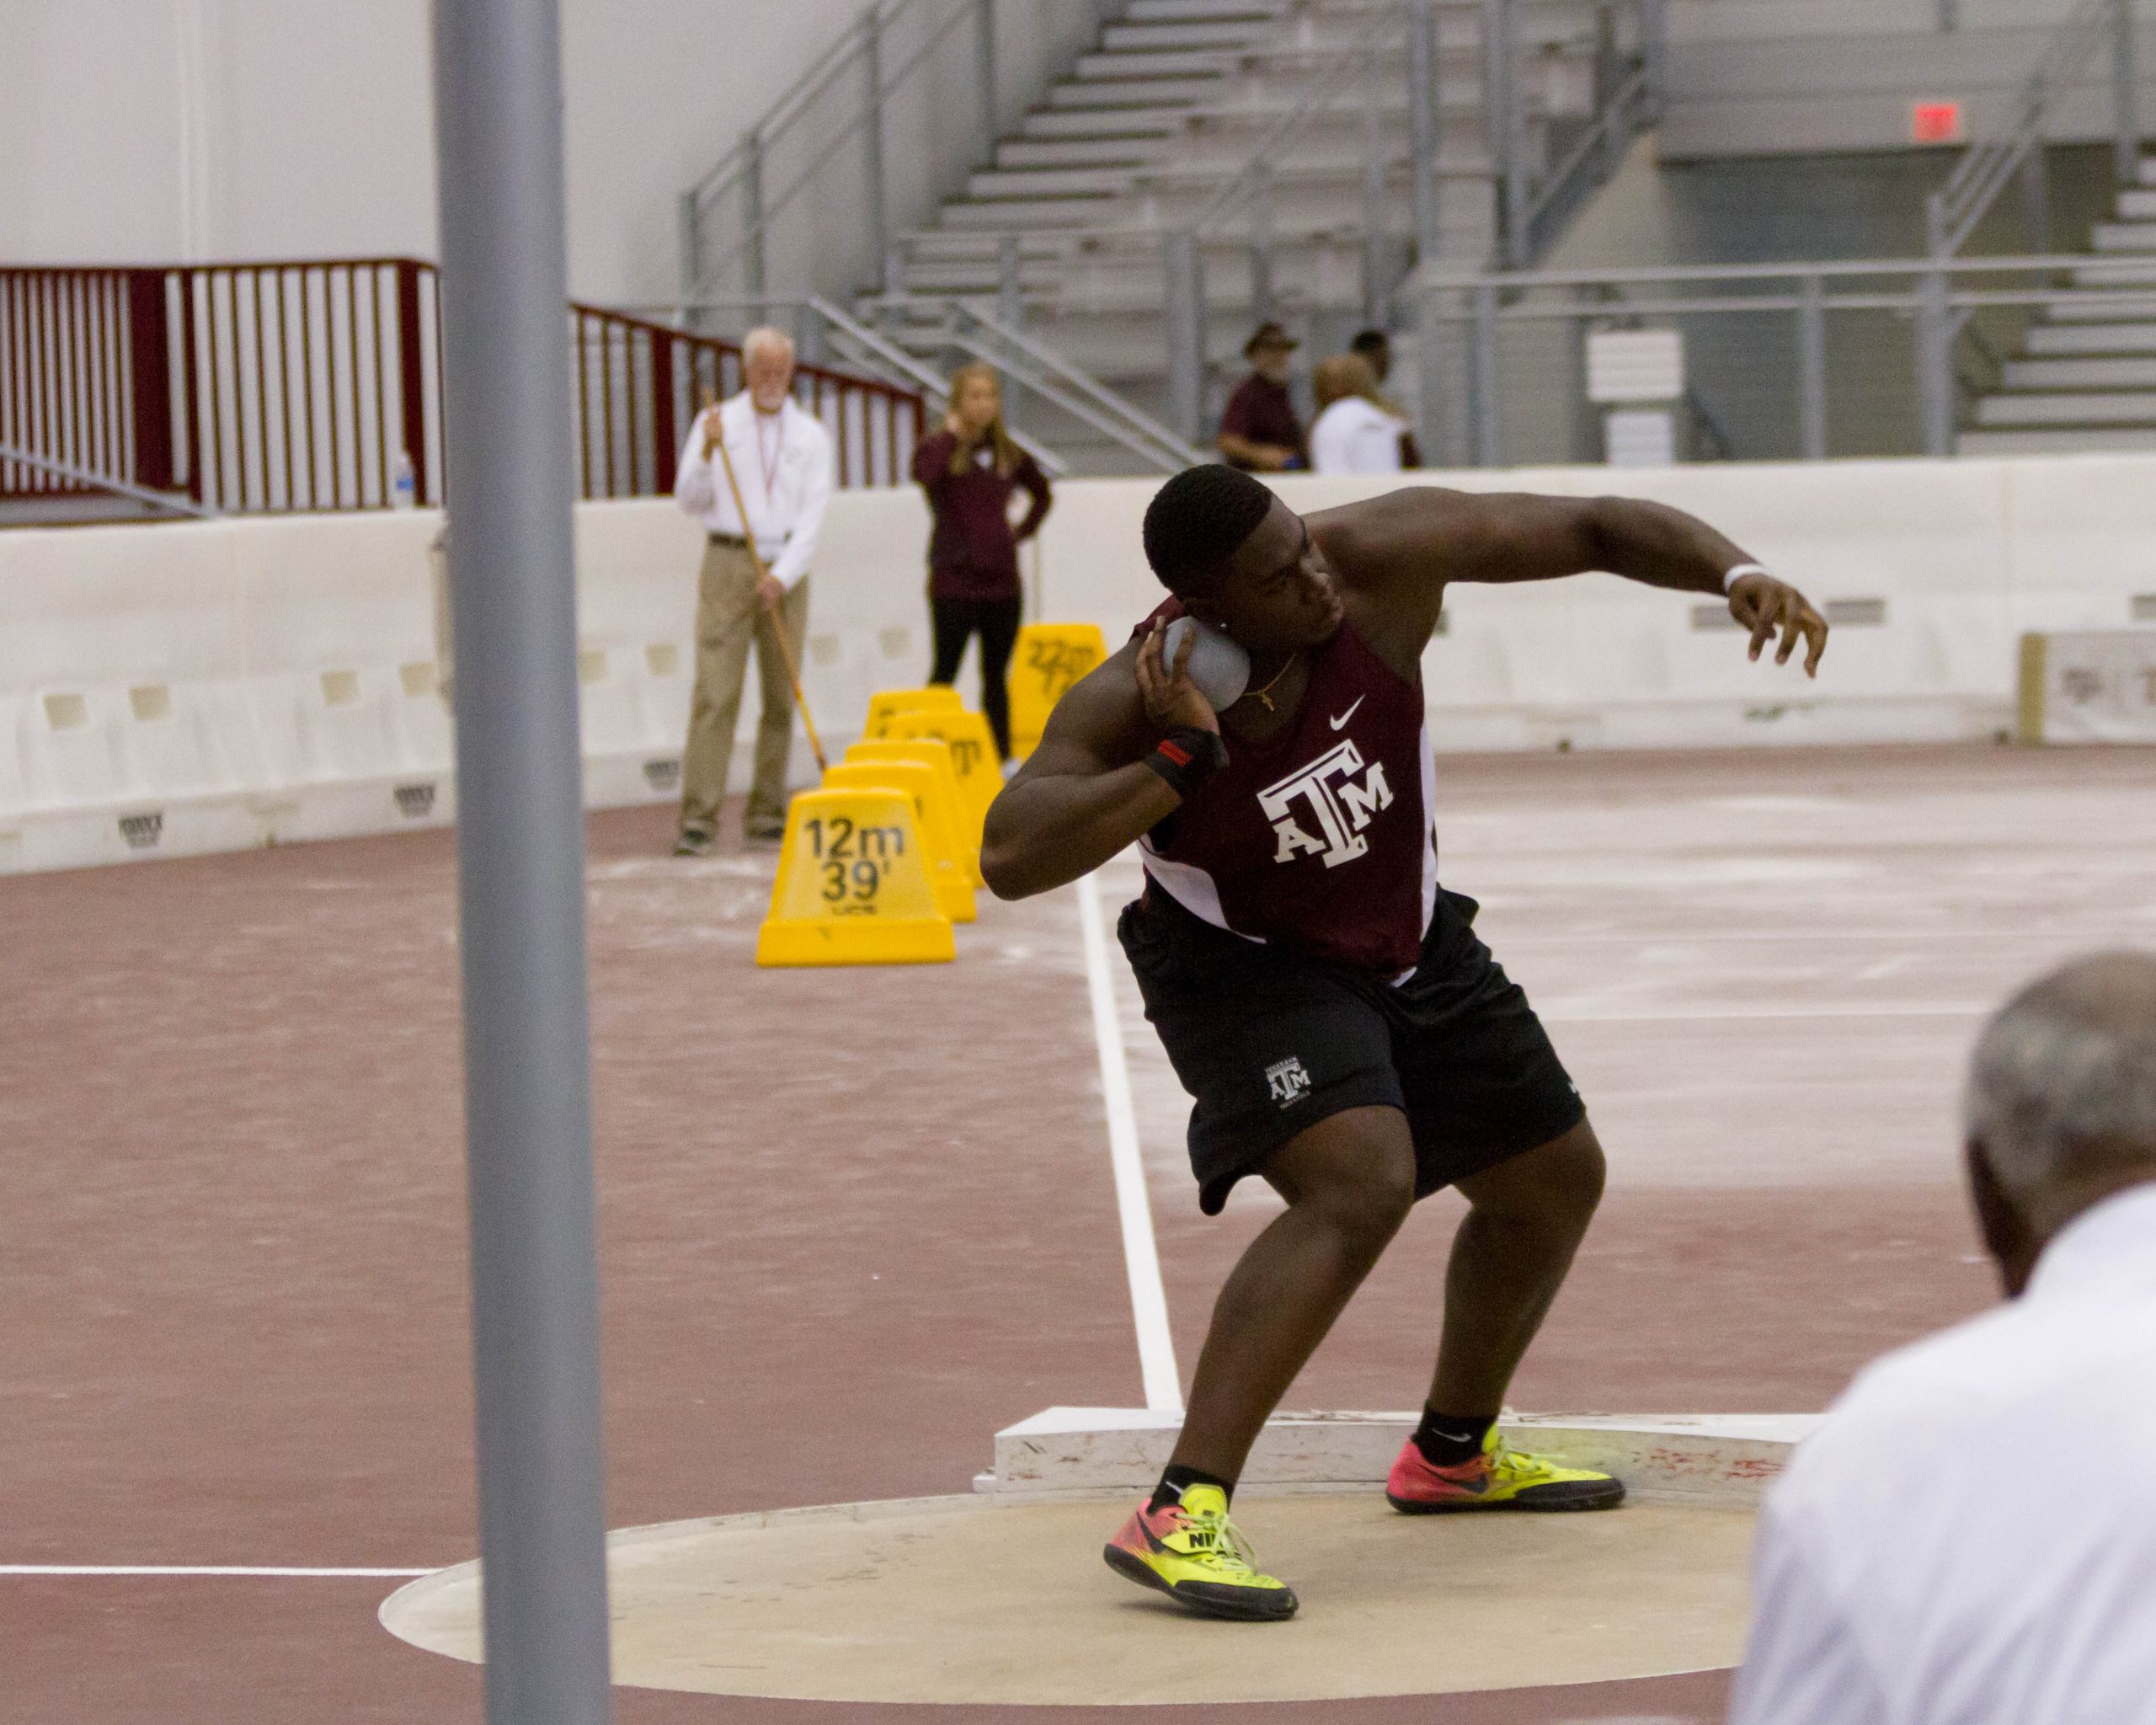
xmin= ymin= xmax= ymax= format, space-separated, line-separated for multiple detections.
xmin=1118 ymin=885 xmax=1586 ymax=1215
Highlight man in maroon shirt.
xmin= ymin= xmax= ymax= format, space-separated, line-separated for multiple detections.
xmin=1215 ymin=322 xmax=1306 ymax=473
xmin=982 ymin=464 xmax=1828 ymax=1621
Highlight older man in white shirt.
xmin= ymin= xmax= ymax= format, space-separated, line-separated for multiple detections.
xmin=673 ymin=326 xmax=834 ymax=853
xmin=1731 ymin=950 xmax=2156 ymax=1725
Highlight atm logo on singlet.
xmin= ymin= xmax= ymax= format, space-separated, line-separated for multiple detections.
xmin=1258 ymin=739 xmax=1394 ymax=868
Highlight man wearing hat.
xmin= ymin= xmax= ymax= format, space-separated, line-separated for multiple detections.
xmin=1216 ymin=322 xmax=1306 ymax=473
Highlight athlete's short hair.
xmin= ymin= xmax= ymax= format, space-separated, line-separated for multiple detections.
xmin=1142 ymin=464 xmax=1276 ymax=594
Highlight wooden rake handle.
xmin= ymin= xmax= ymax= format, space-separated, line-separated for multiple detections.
xmin=701 ymin=386 xmax=828 ymax=772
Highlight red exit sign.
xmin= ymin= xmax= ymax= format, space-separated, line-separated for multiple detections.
xmin=1913 ymin=100 xmax=1964 ymax=144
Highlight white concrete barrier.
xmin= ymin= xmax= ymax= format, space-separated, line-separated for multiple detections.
xmin=3 ymin=455 xmax=2153 ymax=873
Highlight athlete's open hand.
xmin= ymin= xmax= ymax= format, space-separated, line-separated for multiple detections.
xmin=1729 ymin=573 xmax=1828 ymax=678
xmin=1137 ymin=618 xmax=1220 ymax=735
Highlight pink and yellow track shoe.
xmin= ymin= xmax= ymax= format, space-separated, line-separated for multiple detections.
xmin=1386 ymin=1426 xmax=1626 ymax=1514
xmin=1102 ymin=1484 xmax=1299 ymax=1621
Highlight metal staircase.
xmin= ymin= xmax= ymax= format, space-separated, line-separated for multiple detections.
xmin=1963 ymin=154 xmax=2156 ymax=452
xmin=867 ymin=0 xmax=1657 ymax=471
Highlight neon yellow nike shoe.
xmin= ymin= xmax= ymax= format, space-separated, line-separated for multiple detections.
xmin=1102 ymin=1484 xmax=1299 ymax=1621
xmin=1386 ymin=1427 xmax=1625 ymax=1514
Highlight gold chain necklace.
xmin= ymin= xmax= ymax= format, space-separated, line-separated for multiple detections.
xmin=1238 ymin=651 xmax=1300 ymax=713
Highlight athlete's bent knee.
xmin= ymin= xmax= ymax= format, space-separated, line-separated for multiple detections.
xmin=1306 ymin=1148 xmax=1416 ymax=1250
xmin=1465 ymin=1121 xmax=1605 ymax=1232
xmin=1267 ymin=1121 xmax=1422 ymax=1250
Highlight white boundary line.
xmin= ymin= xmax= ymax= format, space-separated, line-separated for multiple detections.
xmin=1 ymin=1565 xmax=432 ymax=1578
xmin=1075 ymin=870 xmax=1182 ymax=1415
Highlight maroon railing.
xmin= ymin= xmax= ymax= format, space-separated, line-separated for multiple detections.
xmin=1 ymin=259 xmax=923 ymax=515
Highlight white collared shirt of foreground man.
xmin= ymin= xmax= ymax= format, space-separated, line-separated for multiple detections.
xmin=1731 ymin=952 xmax=2156 ymax=1725
xmin=673 ymin=387 xmax=832 ymax=590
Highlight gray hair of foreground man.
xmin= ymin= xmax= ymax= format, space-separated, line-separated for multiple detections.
xmin=1962 ymin=951 xmax=2156 ymax=1295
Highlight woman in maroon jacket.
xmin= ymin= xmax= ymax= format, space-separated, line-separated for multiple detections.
xmin=910 ymin=362 xmax=1052 ymax=759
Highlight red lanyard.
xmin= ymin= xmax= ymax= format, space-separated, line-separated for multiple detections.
xmin=753 ymin=409 xmax=785 ymax=509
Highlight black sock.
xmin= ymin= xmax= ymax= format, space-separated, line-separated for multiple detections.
xmin=1149 ymin=1463 xmax=1233 ymax=1514
xmin=1412 ymin=1410 xmax=1497 ymax=1468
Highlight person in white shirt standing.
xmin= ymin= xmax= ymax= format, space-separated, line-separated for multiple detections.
xmin=1307 ymin=354 xmax=1411 ymax=476
xmin=672 ymin=327 xmax=834 ymax=854
xmin=1732 ymin=950 xmax=2156 ymax=1725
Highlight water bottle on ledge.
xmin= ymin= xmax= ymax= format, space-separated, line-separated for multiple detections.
xmin=392 ymin=451 xmax=416 ymax=510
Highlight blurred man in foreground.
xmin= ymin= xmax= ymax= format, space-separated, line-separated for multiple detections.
xmin=1732 ymin=951 xmax=2156 ymax=1725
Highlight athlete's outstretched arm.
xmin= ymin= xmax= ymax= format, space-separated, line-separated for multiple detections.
xmin=1318 ymin=485 xmax=1828 ymax=676
xmin=981 ymin=624 xmax=1215 ymax=900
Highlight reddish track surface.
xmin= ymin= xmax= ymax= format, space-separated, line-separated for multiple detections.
xmin=10 ymin=745 xmax=2148 ymax=1722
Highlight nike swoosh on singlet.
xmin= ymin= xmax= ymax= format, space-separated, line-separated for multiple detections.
xmin=1328 ymin=697 xmax=1365 ymax=730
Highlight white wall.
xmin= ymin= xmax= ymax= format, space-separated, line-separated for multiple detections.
xmin=5 ymin=455 xmax=2154 ymax=875
xmin=0 ymin=1 xmax=1100 ymax=307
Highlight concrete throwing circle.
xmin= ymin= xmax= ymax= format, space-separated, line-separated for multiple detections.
xmin=380 ymin=1491 xmax=1754 ymax=1705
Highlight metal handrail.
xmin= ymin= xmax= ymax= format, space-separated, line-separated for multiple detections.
xmin=1403 ymin=247 xmax=2153 ymax=467
xmin=947 ymin=305 xmax=1201 ymax=465
xmin=690 ymin=0 xmax=979 ymax=293
xmin=938 ymin=305 xmax=1199 ymax=472
xmin=0 ymin=441 xmax=219 ymax=519
xmin=688 ymin=0 xmax=931 ymax=205
xmin=801 ymin=296 xmax=1075 ymax=478
xmin=1187 ymin=8 xmax=1408 ymax=240
xmin=1521 ymin=61 xmax=1652 ymax=248
xmin=1408 ymin=251 xmax=2148 ymax=289
xmin=1929 ymin=0 xmax=2141 ymax=257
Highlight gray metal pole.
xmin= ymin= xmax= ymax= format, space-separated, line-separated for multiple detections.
xmin=1165 ymin=230 xmax=1206 ymax=448
xmin=1915 ymin=267 xmax=1954 ymax=457
xmin=430 ymin=6 xmax=612 ymax=1725
xmin=1501 ymin=3 xmax=1531 ymax=269
xmin=998 ymin=232 xmax=1024 ymax=330
xmin=977 ymin=0 xmax=999 ymax=167
xmin=1248 ymin=161 xmax=1275 ymax=326
xmin=1362 ymin=53 xmax=1390 ymax=326
xmin=1480 ymin=0 xmax=1513 ymax=265
xmin=2113 ymin=0 xmax=2141 ymax=186
xmin=1414 ymin=284 xmax=1448 ymax=462
xmin=1795 ymin=273 xmax=1828 ymax=461
xmin=864 ymin=7 xmax=889 ymax=291
xmin=1472 ymin=280 xmax=1502 ymax=465
xmin=997 ymin=232 xmax=1023 ymax=433
xmin=742 ymin=127 xmax=767 ymax=315
xmin=677 ymin=190 xmax=703 ymax=328
xmin=2019 ymin=141 xmax=2051 ymax=252
xmin=1410 ymin=0 xmax=1442 ymax=268
xmin=1641 ymin=0 xmax=1667 ymax=116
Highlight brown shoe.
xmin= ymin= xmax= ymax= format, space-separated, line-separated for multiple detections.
xmin=673 ymin=828 xmax=715 ymax=857
xmin=742 ymin=823 xmax=784 ymax=848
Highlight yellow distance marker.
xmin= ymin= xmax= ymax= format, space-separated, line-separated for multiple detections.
xmin=755 ymin=787 xmax=955 ymax=967
xmin=845 ymin=738 xmax=983 ymax=886
xmin=820 ymin=761 xmax=976 ymax=924
xmin=880 ymin=707 xmax=1001 ymax=849
xmin=1007 ymin=622 xmax=1110 ymax=758
xmin=865 ymin=685 xmax=963 ymax=738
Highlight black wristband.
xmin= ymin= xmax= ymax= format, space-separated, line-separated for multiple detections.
xmin=1143 ymin=725 xmax=1228 ymax=800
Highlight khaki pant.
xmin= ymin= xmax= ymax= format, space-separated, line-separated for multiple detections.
xmin=680 ymin=541 xmax=809 ymax=836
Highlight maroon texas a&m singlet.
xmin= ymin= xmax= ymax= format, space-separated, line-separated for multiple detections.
xmin=1135 ymin=600 xmax=1438 ymax=975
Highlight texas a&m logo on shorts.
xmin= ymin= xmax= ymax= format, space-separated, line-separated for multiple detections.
xmin=1258 ymin=739 xmax=1394 ymax=868
xmin=1266 ymin=1057 xmax=1312 ymax=1106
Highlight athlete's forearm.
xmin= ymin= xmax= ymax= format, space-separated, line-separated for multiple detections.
xmin=1584 ymin=496 xmax=1756 ymax=595
xmin=980 ymin=765 xmax=1182 ymax=900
